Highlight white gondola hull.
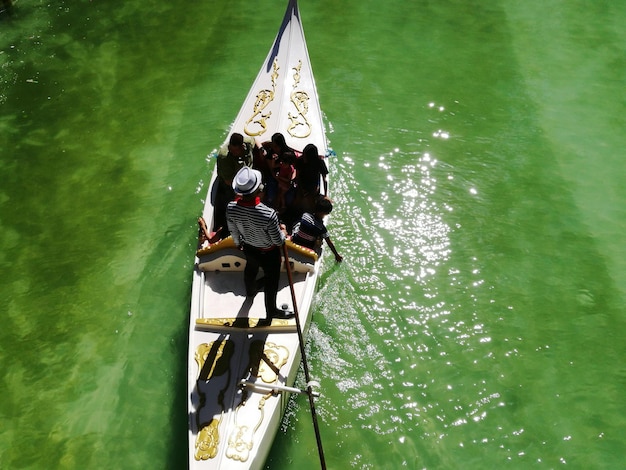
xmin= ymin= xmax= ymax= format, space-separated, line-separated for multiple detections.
xmin=187 ymin=1 xmax=327 ymax=468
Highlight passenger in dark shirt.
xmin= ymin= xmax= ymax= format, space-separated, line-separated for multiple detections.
xmin=295 ymin=143 xmax=328 ymax=197
xmin=291 ymin=196 xmax=343 ymax=263
xmin=213 ymin=133 xmax=255 ymax=235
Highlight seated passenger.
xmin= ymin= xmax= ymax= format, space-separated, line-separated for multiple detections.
xmin=291 ymin=196 xmax=343 ymax=263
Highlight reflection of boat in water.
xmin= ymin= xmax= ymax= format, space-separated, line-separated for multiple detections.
xmin=187 ymin=1 xmax=328 ymax=468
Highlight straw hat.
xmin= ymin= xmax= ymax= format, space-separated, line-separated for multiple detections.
xmin=232 ymin=167 xmax=263 ymax=195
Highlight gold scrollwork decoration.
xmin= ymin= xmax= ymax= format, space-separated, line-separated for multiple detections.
xmin=259 ymin=342 xmax=289 ymax=384
xmin=244 ymin=58 xmax=280 ymax=137
xmin=224 ymin=340 xmax=289 ymax=462
xmin=287 ymin=60 xmax=312 ymax=139
xmin=195 ymin=419 xmax=220 ymax=461
xmin=226 ymin=392 xmax=273 ymax=463
xmin=195 ymin=340 xmax=233 ymax=381
xmin=226 ymin=423 xmax=254 ymax=462
xmin=193 ymin=340 xmax=234 ymax=460
xmin=247 ymin=340 xmax=290 ymax=384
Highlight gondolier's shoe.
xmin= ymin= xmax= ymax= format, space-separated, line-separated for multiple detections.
xmin=256 ymin=308 xmax=295 ymax=327
xmin=270 ymin=308 xmax=295 ymax=320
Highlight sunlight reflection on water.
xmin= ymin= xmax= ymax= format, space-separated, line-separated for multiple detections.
xmin=300 ymin=102 xmax=538 ymax=467
xmin=4 ymin=2 xmax=626 ymax=468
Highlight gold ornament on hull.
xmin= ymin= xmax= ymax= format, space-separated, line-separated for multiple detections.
xmin=244 ymin=58 xmax=279 ymax=137
xmin=193 ymin=340 xmax=234 ymax=461
xmin=195 ymin=419 xmax=220 ymax=461
xmin=225 ymin=341 xmax=290 ymax=463
xmin=287 ymin=60 xmax=311 ymax=139
xmin=194 ymin=340 xmax=233 ymax=380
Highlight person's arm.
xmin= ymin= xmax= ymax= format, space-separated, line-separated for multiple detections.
xmin=268 ymin=213 xmax=287 ymax=247
xmin=226 ymin=206 xmax=241 ymax=247
xmin=243 ymin=136 xmax=256 ymax=167
xmin=325 ymin=237 xmax=343 ymax=263
xmin=320 ymin=159 xmax=329 ymax=195
xmin=198 ymin=217 xmax=211 ymax=241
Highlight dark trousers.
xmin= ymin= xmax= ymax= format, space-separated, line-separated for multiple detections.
xmin=242 ymin=245 xmax=280 ymax=315
xmin=213 ymin=180 xmax=235 ymax=233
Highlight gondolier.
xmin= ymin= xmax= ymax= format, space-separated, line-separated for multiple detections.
xmin=227 ymin=166 xmax=296 ymax=326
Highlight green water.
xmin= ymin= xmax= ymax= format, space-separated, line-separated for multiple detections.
xmin=1 ymin=1 xmax=625 ymax=468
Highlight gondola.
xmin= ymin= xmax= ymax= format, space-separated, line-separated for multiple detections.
xmin=187 ymin=1 xmax=328 ymax=468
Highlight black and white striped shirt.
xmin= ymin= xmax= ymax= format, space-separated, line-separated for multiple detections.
xmin=226 ymin=199 xmax=285 ymax=249
xmin=291 ymin=212 xmax=328 ymax=248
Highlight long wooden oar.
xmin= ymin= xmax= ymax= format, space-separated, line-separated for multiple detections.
xmin=281 ymin=243 xmax=327 ymax=470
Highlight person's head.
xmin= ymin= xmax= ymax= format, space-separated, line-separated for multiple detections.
xmin=232 ymin=166 xmax=263 ymax=197
xmin=303 ymin=143 xmax=318 ymax=161
xmin=314 ymin=196 xmax=333 ymax=215
xmin=271 ymin=133 xmax=287 ymax=152
xmin=228 ymin=133 xmax=245 ymax=157
xmin=278 ymin=152 xmax=294 ymax=165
